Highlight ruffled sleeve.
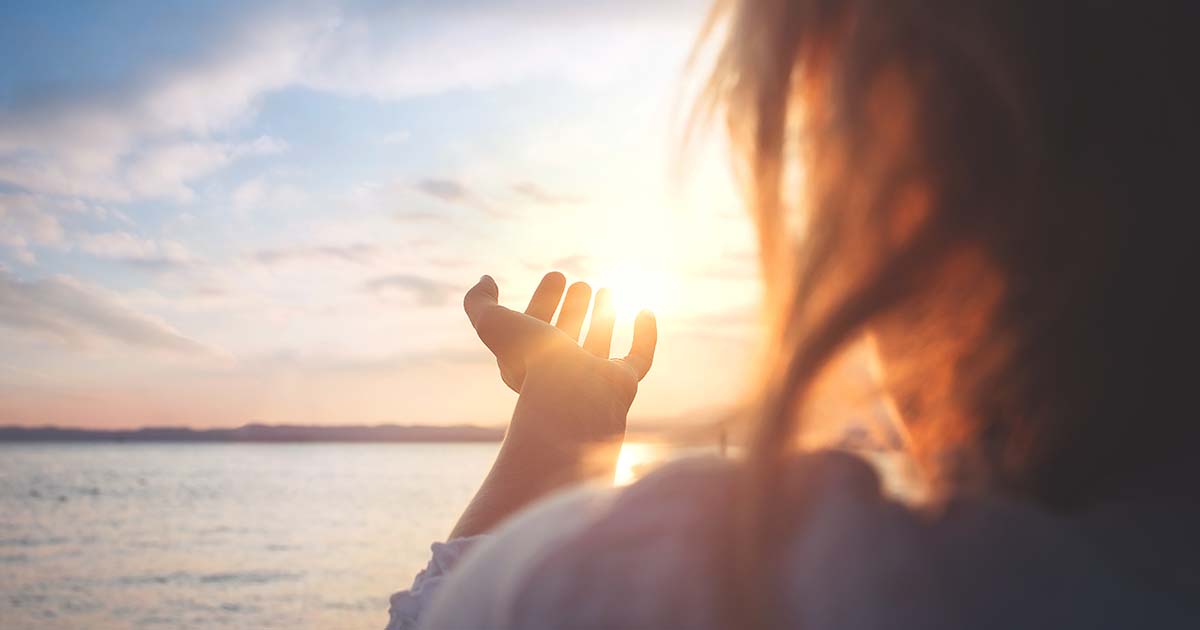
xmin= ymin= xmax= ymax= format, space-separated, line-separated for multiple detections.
xmin=385 ymin=535 xmax=487 ymax=630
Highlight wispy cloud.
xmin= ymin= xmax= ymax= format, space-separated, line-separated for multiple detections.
xmin=0 ymin=2 xmax=695 ymax=204
xmin=78 ymin=231 xmax=195 ymax=269
xmin=252 ymin=243 xmax=382 ymax=266
xmin=0 ymin=133 xmax=288 ymax=203
xmin=246 ymin=346 xmax=492 ymax=374
xmin=0 ymin=193 xmax=64 ymax=264
xmin=363 ymin=273 xmax=459 ymax=306
xmin=0 ymin=0 xmax=740 ymax=428
xmin=0 ymin=269 xmax=210 ymax=354
xmin=414 ymin=177 xmax=500 ymax=215
xmin=231 ymin=174 xmax=306 ymax=212
xmin=395 ymin=210 xmax=452 ymax=224
xmin=415 ymin=178 xmax=471 ymax=204
xmin=512 ymin=181 xmax=584 ymax=206
xmin=0 ymin=4 xmax=319 ymax=202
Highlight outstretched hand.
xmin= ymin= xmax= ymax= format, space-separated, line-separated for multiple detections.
xmin=463 ymin=271 xmax=656 ymax=405
xmin=449 ymin=272 xmax=657 ymax=537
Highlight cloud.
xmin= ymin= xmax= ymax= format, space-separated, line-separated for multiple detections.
xmin=0 ymin=5 xmax=317 ymax=146
xmin=0 ymin=0 xmax=311 ymax=203
xmin=252 ymin=243 xmax=382 ymax=266
xmin=0 ymin=1 xmax=699 ymax=205
xmin=297 ymin=1 xmax=700 ymax=99
xmin=77 ymin=231 xmax=194 ymax=269
xmin=415 ymin=178 xmax=472 ymax=204
xmin=89 ymin=204 xmax=136 ymax=227
xmin=0 ymin=269 xmax=210 ymax=354
xmin=231 ymin=175 xmax=306 ymax=212
xmin=0 ymin=193 xmax=65 ymax=264
xmin=414 ymin=177 xmax=502 ymax=216
xmin=0 ymin=136 xmax=288 ymax=203
xmin=512 ymin=181 xmax=584 ymax=206
xmin=246 ymin=346 xmax=492 ymax=374
xmin=364 ymin=273 xmax=459 ymax=306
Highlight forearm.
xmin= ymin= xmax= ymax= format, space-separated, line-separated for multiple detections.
xmin=449 ymin=364 xmax=629 ymax=538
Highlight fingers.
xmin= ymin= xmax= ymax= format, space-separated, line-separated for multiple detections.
xmin=555 ymin=282 xmax=592 ymax=341
xmin=619 ymin=309 xmax=657 ymax=380
xmin=582 ymin=288 xmax=615 ymax=358
xmin=524 ymin=271 xmax=566 ymax=322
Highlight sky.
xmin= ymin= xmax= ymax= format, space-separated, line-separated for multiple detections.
xmin=0 ymin=0 xmax=763 ymax=429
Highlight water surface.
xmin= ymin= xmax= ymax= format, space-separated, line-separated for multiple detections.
xmin=0 ymin=443 xmax=499 ymax=629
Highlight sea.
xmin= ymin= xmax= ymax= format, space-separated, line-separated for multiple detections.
xmin=0 ymin=440 xmax=904 ymax=629
xmin=0 ymin=442 xmax=509 ymax=630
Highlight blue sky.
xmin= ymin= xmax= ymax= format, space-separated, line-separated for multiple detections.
xmin=0 ymin=0 xmax=763 ymax=428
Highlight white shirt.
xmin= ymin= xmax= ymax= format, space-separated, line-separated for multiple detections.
xmin=389 ymin=451 xmax=1198 ymax=629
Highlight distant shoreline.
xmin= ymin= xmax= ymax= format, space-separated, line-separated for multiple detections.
xmin=0 ymin=423 xmax=506 ymax=443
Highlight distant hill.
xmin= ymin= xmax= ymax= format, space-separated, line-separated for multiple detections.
xmin=0 ymin=423 xmax=505 ymax=443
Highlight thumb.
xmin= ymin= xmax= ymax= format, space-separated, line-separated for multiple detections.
xmin=463 ymin=275 xmax=500 ymax=330
xmin=463 ymin=275 xmax=528 ymax=360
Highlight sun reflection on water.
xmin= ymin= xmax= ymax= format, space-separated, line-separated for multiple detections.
xmin=613 ymin=442 xmax=665 ymax=486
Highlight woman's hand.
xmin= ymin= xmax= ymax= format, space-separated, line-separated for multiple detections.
xmin=463 ymin=271 xmax=656 ymax=430
xmin=449 ymin=271 xmax=656 ymax=538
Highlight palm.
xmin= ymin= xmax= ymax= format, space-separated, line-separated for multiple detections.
xmin=463 ymin=272 xmax=656 ymax=395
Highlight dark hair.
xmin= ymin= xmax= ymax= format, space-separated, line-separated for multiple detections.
xmin=701 ymin=0 xmax=1200 ymax=624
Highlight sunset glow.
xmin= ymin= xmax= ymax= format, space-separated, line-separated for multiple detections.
xmin=0 ymin=0 xmax=760 ymax=430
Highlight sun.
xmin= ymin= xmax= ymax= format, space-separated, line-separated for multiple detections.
xmin=591 ymin=261 xmax=678 ymax=323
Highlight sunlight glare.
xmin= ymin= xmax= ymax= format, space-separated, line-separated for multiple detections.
xmin=592 ymin=261 xmax=678 ymax=323
xmin=614 ymin=442 xmax=665 ymax=486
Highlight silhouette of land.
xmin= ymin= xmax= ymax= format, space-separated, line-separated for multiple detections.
xmin=0 ymin=423 xmax=505 ymax=443
xmin=0 ymin=408 xmax=901 ymax=450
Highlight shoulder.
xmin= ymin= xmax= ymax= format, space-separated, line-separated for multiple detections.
xmin=419 ymin=448 xmax=1195 ymax=630
xmin=513 ymin=450 xmax=892 ymax=630
xmin=419 ymin=450 xmax=888 ymax=630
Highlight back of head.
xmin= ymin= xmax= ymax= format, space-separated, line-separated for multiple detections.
xmin=705 ymin=0 xmax=1200 ymax=508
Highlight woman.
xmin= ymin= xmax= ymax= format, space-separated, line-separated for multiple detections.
xmin=389 ymin=1 xmax=1200 ymax=628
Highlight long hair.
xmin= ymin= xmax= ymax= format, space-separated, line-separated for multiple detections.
xmin=699 ymin=0 xmax=1200 ymax=625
